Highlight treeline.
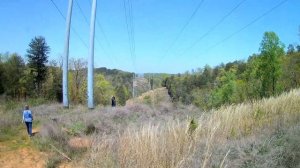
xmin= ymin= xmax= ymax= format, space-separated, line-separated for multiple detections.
xmin=162 ymin=31 xmax=300 ymax=110
xmin=0 ymin=36 xmax=133 ymax=106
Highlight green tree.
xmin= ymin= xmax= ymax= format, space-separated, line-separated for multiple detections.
xmin=281 ymin=52 xmax=300 ymax=89
xmin=0 ymin=53 xmax=5 ymax=94
xmin=287 ymin=44 xmax=295 ymax=54
xmin=258 ymin=32 xmax=284 ymax=97
xmin=69 ymin=58 xmax=87 ymax=103
xmin=243 ymin=54 xmax=262 ymax=99
xmin=26 ymin=36 xmax=50 ymax=94
xmin=115 ymin=85 xmax=130 ymax=106
xmin=209 ymin=68 xmax=238 ymax=107
xmin=3 ymin=53 xmax=25 ymax=98
xmin=296 ymin=45 xmax=300 ymax=52
xmin=42 ymin=60 xmax=62 ymax=101
xmin=199 ymin=65 xmax=213 ymax=88
xmin=94 ymin=74 xmax=114 ymax=106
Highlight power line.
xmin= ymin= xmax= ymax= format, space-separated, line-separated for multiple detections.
xmin=94 ymin=10 xmax=119 ymax=66
xmin=160 ymin=0 xmax=205 ymax=61
xmin=123 ymin=0 xmax=137 ymax=98
xmin=203 ymin=0 xmax=289 ymax=54
xmin=96 ymin=19 xmax=112 ymax=49
xmin=49 ymin=0 xmax=88 ymax=48
xmin=178 ymin=0 xmax=247 ymax=57
xmin=87 ymin=0 xmax=114 ymax=52
xmin=74 ymin=0 xmax=117 ymax=67
xmin=74 ymin=0 xmax=89 ymax=25
xmin=123 ymin=0 xmax=136 ymax=71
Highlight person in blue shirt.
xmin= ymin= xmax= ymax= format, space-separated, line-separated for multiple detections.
xmin=22 ymin=105 xmax=33 ymax=137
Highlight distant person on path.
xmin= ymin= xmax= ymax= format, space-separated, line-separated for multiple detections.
xmin=111 ymin=96 xmax=116 ymax=107
xmin=22 ymin=105 xmax=33 ymax=137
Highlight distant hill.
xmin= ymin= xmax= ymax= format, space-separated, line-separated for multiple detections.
xmin=126 ymin=87 xmax=171 ymax=106
xmin=95 ymin=67 xmax=132 ymax=76
xmin=95 ymin=67 xmax=172 ymax=97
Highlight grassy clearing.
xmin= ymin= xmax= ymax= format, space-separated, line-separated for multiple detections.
xmin=1 ymin=88 xmax=299 ymax=167
xmin=82 ymin=89 xmax=300 ymax=167
xmin=31 ymin=88 xmax=199 ymax=167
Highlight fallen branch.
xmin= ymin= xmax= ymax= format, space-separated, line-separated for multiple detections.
xmin=50 ymin=144 xmax=72 ymax=161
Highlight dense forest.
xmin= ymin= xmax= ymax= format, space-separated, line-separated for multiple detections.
xmin=163 ymin=31 xmax=300 ymax=109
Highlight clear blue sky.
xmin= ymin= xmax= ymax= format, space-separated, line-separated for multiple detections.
xmin=0 ymin=0 xmax=299 ymax=73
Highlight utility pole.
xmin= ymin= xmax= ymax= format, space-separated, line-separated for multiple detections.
xmin=148 ymin=74 xmax=151 ymax=91
xmin=88 ymin=0 xmax=97 ymax=109
xmin=63 ymin=0 xmax=73 ymax=108
xmin=132 ymin=73 xmax=135 ymax=98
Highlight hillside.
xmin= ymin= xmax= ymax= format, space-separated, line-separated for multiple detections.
xmin=95 ymin=67 xmax=132 ymax=76
xmin=126 ymin=87 xmax=171 ymax=106
xmin=1 ymin=88 xmax=299 ymax=167
xmin=95 ymin=67 xmax=171 ymax=98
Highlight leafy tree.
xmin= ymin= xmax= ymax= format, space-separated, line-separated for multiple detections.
xmin=243 ymin=54 xmax=262 ymax=99
xmin=94 ymin=74 xmax=114 ymax=106
xmin=296 ymin=45 xmax=300 ymax=52
xmin=42 ymin=60 xmax=62 ymax=101
xmin=69 ymin=58 xmax=87 ymax=103
xmin=258 ymin=32 xmax=284 ymax=97
xmin=281 ymin=52 xmax=300 ymax=89
xmin=19 ymin=67 xmax=36 ymax=100
xmin=200 ymin=65 xmax=213 ymax=88
xmin=2 ymin=53 xmax=25 ymax=98
xmin=209 ymin=68 xmax=238 ymax=107
xmin=26 ymin=36 xmax=50 ymax=94
xmin=192 ymin=88 xmax=211 ymax=110
xmin=0 ymin=54 xmax=5 ymax=94
xmin=287 ymin=44 xmax=295 ymax=54
xmin=115 ymin=85 xmax=130 ymax=106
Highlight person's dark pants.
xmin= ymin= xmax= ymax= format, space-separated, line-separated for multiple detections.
xmin=25 ymin=122 xmax=32 ymax=136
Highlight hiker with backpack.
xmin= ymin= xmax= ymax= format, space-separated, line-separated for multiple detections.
xmin=22 ymin=105 xmax=33 ymax=137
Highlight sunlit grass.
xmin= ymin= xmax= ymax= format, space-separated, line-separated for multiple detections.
xmin=1 ymin=88 xmax=299 ymax=167
xmin=83 ymin=89 xmax=300 ymax=167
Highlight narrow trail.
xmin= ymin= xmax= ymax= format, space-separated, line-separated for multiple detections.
xmin=0 ymin=128 xmax=47 ymax=168
xmin=0 ymin=127 xmax=82 ymax=168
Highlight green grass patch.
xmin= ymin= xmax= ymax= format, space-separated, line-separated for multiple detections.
xmin=67 ymin=122 xmax=85 ymax=136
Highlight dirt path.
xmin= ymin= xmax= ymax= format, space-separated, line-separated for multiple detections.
xmin=0 ymin=147 xmax=46 ymax=168
xmin=0 ymin=128 xmax=47 ymax=168
xmin=0 ymin=126 xmax=90 ymax=168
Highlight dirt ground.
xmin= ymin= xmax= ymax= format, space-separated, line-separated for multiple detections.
xmin=0 ymin=147 xmax=46 ymax=168
xmin=0 ymin=127 xmax=88 ymax=168
xmin=0 ymin=128 xmax=47 ymax=168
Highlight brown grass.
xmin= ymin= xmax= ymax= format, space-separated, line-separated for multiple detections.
xmin=82 ymin=89 xmax=300 ymax=167
xmin=13 ymin=88 xmax=297 ymax=167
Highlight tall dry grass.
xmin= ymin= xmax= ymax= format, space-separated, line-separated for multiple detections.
xmin=83 ymin=89 xmax=300 ymax=167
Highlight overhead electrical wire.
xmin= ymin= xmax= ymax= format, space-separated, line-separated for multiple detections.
xmin=87 ymin=0 xmax=115 ymax=55
xmin=160 ymin=0 xmax=205 ymax=62
xmin=123 ymin=0 xmax=137 ymax=72
xmin=123 ymin=0 xmax=137 ymax=98
xmin=178 ymin=0 xmax=247 ymax=57
xmin=94 ymin=11 xmax=118 ymax=66
xmin=74 ymin=0 xmax=89 ymax=25
xmin=74 ymin=0 xmax=117 ymax=66
xmin=49 ymin=0 xmax=88 ymax=48
xmin=201 ymin=0 xmax=289 ymax=56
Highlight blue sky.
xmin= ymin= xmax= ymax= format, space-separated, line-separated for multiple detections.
xmin=0 ymin=0 xmax=299 ymax=73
